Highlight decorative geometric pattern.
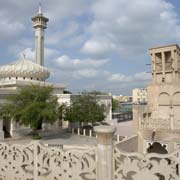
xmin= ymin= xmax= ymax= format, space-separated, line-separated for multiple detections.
xmin=37 ymin=143 xmax=96 ymax=180
xmin=140 ymin=117 xmax=170 ymax=130
xmin=1 ymin=141 xmax=180 ymax=180
xmin=0 ymin=142 xmax=96 ymax=180
xmin=0 ymin=142 xmax=34 ymax=180
xmin=114 ymin=147 xmax=180 ymax=180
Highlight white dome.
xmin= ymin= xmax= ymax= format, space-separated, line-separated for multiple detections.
xmin=0 ymin=59 xmax=50 ymax=81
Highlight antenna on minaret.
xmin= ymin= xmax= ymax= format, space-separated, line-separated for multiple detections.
xmin=38 ymin=2 xmax=42 ymax=14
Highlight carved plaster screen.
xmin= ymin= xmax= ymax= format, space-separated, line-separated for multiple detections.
xmin=114 ymin=147 xmax=180 ymax=180
xmin=0 ymin=142 xmax=96 ymax=180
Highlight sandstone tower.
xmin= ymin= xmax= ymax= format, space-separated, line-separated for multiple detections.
xmin=134 ymin=44 xmax=180 ymax=153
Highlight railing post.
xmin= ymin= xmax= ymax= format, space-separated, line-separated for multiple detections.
xmin=94 ymin=126 xmax=116 ymax=180
xmin=89 ymin=129 xmax=92 ymax=137
xmin=83 ymin=129 xmax=86 ymax=136
xmin=77 ymin=128 xmax=80 ymax=135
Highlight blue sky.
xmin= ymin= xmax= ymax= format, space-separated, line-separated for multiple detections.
xmin=0 ymin=0 xmax=180 ymax=95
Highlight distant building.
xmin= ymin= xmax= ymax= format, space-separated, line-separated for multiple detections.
xmin=112 ymin=95 xmax=132 ymax=122
xmin=132 ymin=88 xmax=147 ymax=104
xmin=113 ymin=95 xmax=132 ymax=103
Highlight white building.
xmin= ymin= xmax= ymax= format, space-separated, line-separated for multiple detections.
xmin=132 ymin=88 xmax=147 ymax=104
xmin=113 ymin=95 xmax=132 ymax=103
xmin=0 ymin=6 xmax=112 ymax=140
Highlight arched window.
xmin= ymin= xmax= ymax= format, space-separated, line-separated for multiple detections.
xmin=158 ymin=93 xmax=170 ymax=106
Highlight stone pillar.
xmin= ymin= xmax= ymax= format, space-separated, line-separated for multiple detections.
xmin=162 ymin=52 xmax=165 ymax=79
xmin=152 ymin=53 xmax=156 ymax=84
xmin=94 ymin=126 xmax=116 ymax=180
xmin=0 ymin=119 xmax=4 ymax=140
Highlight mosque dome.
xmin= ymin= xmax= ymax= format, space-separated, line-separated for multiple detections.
xmin=0 ymin=59 xmax=50 ymax=81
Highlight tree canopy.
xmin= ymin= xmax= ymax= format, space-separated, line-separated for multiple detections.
xmin=63 ymin=94 xmax=106 ymax=125
xmin=112 ymin=98 xmax=119 ymax=112
xmin=0 ymin=85 xmax=59 ymax=131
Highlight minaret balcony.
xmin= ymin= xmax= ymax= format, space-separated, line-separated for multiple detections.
xmin=33 ymin=22 xmax=47 ymax=29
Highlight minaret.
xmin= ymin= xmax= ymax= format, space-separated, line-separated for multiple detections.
xmin=32 ymin=5 xmax=49 ymax=66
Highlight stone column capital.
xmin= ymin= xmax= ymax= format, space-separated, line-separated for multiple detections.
xmin=94 ymin=125 xmax=116 ymax=145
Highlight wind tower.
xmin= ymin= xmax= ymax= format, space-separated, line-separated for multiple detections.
xmin=32 ymin=4 xmax=49 ymax=66
xmin=133 ymin=44 xmax=180 ymax=153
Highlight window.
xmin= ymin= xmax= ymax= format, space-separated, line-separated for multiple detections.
xmin=155 ymin=52 xmax=162 ymax=71
xmin=164 ymin=51 xmax=172 ymax=71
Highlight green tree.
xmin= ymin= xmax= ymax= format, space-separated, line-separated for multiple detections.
xmin=63 ymin=95 xmax=106 ymax=126
xmin=112 ymin=98 xmax=119 ymax=112
xmin=0 ymin=85 xmax=59 ymax=134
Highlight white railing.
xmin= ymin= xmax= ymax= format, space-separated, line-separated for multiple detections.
xmin=0 ymin=126 xmax=180 ymax=180
xmin=114 ymin=147 xmax=180 ymax=180
xmin=71 ymin=127 xmax=124 ymax=142
xmin=0 ymin=141 xmax=96 ymax=180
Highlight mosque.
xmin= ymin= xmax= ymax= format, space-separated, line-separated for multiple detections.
xmin=0 ymin=7 xmax=112 ymax=139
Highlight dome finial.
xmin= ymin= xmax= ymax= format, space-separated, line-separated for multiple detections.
xmin=38 ymin=2 xmax=42 ymax=14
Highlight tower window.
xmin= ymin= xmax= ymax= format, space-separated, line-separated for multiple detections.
xmin=164 ymin=51 xmax=172 ymax=71
xmin=16 ymin=77 xmax=18 ymax=79
xmin=23 ymin=77 xmax=25 ymax=80
xmin=155 ymin=53 xmax=162 ymax=71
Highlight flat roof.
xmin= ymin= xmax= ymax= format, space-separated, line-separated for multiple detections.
xmin=149 ymin=44 xmax=180 ymax=50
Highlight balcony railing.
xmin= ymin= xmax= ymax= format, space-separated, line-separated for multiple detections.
xmin=0 ymin=126 xmax=179 ymax=180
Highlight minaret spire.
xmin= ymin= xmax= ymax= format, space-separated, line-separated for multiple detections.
xmin=32 ymin=5 xmax=49 ymax=66
xmin=38 ymin=3 xmax=42 ymax=14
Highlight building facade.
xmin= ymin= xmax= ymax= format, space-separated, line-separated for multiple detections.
xmin=133 ymin=44 xmax=180 ymax=153
xmin=113 ymin=95 xmax=132 ymax=103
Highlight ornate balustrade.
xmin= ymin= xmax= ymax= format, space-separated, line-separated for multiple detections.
xmin=140 ymin=117 xmax=170 ymax=130
xmin=0 ymin=126 xmax=180 ymax=180
xmin=0 ymin=142 xmax=96 ymax=180
xmin=114 ymin=147 xmax=180 ymax=180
